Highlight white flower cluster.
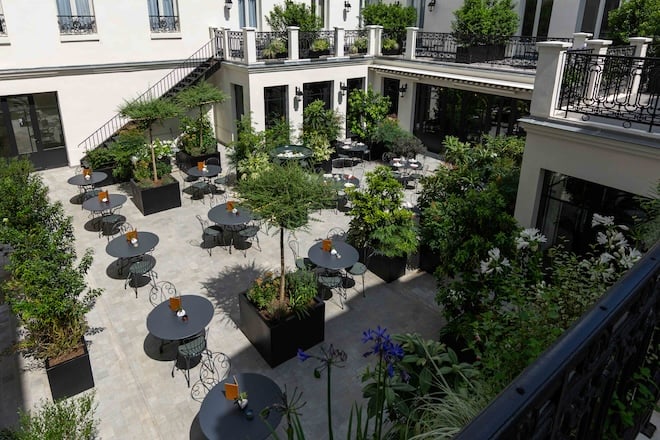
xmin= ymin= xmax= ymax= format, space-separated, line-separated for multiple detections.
xmin=515 ymin=228 xmax=547 ymax=251
xmin=479 ymin=247 xmax=511 ymax=275
xmin=583 ymin=214 xmax=642 ymax=281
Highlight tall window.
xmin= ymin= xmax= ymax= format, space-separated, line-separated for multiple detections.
xmin=147 ymin=0 xmax=179 ymax=32
xmin=520 ymin=0 xmax=554 ymax=38
xmin=0 ymin=2 xmax=7 ymax=36
xmin=238 ymin=0 xmax=257 ymax=28
xmin=311 ymin=0 xmax=325 ymax=28
xmin=264 ymin=86 xmax=287 ymax=128
xmin=579 ymin=0 xmax=620 ymax=38
xmin=56 ymin=0 xmax=96 ymax=34
xmin=383 ymin=78 xmax=401 ymax=116
xmin=233 ymin=84 xmax=245 ymax=122
xmin=303 ymin=81 xmax=332 ymax=109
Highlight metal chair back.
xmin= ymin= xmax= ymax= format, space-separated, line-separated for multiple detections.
xmin=149 ymin=281 xmax=179 ymax=307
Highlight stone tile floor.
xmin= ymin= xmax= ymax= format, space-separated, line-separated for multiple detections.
xmin=0 ymin=150 xmax=446 ymax=439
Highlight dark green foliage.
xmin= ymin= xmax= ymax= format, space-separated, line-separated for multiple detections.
xmin=347 ymin=87 xmax=390 ymax=143
xmin=607 ymin=0 xmax=660 ymax=44
xmin=118 ymin=97 xmax=180 ymax=133
xmin=361 ymin=2 xmax=417 ymax=42
xmin=632 ymin=181 xmax=660 ymax=250
xmin=452 ymin=0 xmax=519 ymax=45
xmin=266 ymin=0 xmax=322 ymax=32
xmin=0 ymin=159 xmax=101 ymax=360
xmin=265 ymin=117 xmax=292 ymax=149
xmin=177 ymin=115 xmax=217 ymax=156
xmin=174 ymin=82 xmax=227 ymax=111
xmin=347 ymin=166 xmax=417 ymax=258
xmin=83 ymin=147 xmax=114 ymax=169
xmin=302 ymin=100 xmax=341 ymax=147
xmin=107 ymin=128 xmax=147 ymax=180
xmin=228 ymin=114 xmax=265 ymax=169
xmin=372 ymin=118 xmax=426 ymax=158
xmin=12 ymin=393 xmax=98 ymax=440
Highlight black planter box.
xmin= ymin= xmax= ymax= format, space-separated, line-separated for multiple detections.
xmin=308 ymin=49 xmax=330 ymax=58
xmin=45 ymin=339 xmax=95 ymax=401
xmin=382 ymin=48 xmax=402 ymax=55
xmin=315 ymin=158 xmax=332 ymax=173
xmin=456 ymin=44 xmax=506 ymax=64
xmin=130 ymin=178 xmax=182 ymax=216
xmin=239 ymin=293 xmax=325 ymax=368
xmin=175 ymin=151 xmax=222 ymax=173
xmin=358 ymin=246 xmax=407 ymax=283
xmin=418 ymin=244 xmax=441 ymax=274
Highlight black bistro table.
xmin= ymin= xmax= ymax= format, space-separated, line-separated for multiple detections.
xmin=82 ymin=193 xmax=127 ymax=215
xmin=336 ymin=141 xmax=368 ymax=165
xmin=199 ymin=372 xmax=283 ymax=440
xmin=67 ymin=171 xmax=107 ymax=191
xmin=187 ymin=164 xmax=222 ymax=180
xmin=208 ymin=203 xmax=253 ymax=227
xmin=308 ymin=240 xmax=359 ymax=271
xmin=146 ymin=295 xmax=214 ymax=342
xmin=106 ymin=231 xmax=159 ymax=274
xmin=271 ymin=145 xmax=313 ymax=163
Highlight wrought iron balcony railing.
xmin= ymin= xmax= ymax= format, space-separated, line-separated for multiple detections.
xmin=226 ymin=31 xmax=244 ymax=60
xmin=344 ymin=29 xmax=368 ymax=55
xmin=149 ymin=15 xmax=180 ymax=33
xmin=557 ymin=51 xmax=659 ymax=132
xmin=457 ymin=244 xmax=660 ymax=439
xmin=57 ymin=15 xmax=96 ymax=35
xmin=0 ymin=14 xmax=6 ymax=36
xmin=299 ymin=30 xmax=335 ymax=59
xmin=256 ymin=31 xmax=288 ymax=61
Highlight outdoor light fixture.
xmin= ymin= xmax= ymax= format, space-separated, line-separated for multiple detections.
xmin=344 ymin=1 xmax=352 ymax=12
xmin=428 ymin=0 xmax=436 ymax=12
xmin=295 ymin=87 xmax=303 ymax=97
xmin=340 ymin=82 xmax=348 ymax=96
xmin=225 ymin=0 xmax=232 ymax=9
xmin=399 ymin=83 xmax=408 ymax=97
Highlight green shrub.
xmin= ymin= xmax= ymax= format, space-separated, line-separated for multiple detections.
xmin=361 ymin=2 xmax=416 ymax=42
xmin=13 ymin=393 xmax=98 ymax=440
xmin=177 ymin=115 xmax=217 ymax=156
xmin=266 ymin=1 xmax=322 ymax=32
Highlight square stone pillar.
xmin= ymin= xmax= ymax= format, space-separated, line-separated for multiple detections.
xmin=334 ymin=27 xmax=345 ymax=57
xmin=530 ymin=41 xmax=573 ymax=118
xmin=287 ymin=26 xmax=300 ymax=60
xmin=404 ymin=27 xmax=418 ymax=60
xmin=367 ymin=25 xmax=382 ymax=56
xmin=571 ymin=32 xmax=592 ymax=49
xmin=242 ymin=27 xmax=257 ymax=64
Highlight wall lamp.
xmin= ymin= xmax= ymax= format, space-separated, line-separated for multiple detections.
xmin=344 ymin=1 xmax=352 ymax=12
xmin=225 ymin=0 xmax=233 ymax=9
xmin=428 ymin=0 xmax=436 ymax=12
xmin=295 ymin=87 xmax=303 ymax=97
xmin=340 ymin=82 xmax=348 ymax=96
xmin=399 ymin=83 xmax=408 ymax=98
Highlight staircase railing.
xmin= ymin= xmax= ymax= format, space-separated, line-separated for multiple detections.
xmin=78 ymin=34 xmax=224 ymax=152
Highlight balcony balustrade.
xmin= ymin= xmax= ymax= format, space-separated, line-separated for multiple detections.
xmin=0 ymin=14 xmax=6 ymax=36
xmin=149 ymin=15 xmax=180 ymax=33
xmin=57 ymin=15 xmax=96 ymax=35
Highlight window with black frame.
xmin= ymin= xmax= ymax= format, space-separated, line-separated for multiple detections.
xmin=147 ymin=0 xmax=179 ymax=32
xmin=56 ymin=0 xmax=96 ymax=34
xmin=264 ymin=86 xmax=288 ymax=128
xmin=303 ymin=81 xmax=332 ymax=110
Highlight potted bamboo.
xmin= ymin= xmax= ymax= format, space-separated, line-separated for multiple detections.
xmin=301 ymin=99 xmax=341 ymax=173
xmin=236 ymin=163 xmax=336 ymax=367
xmin=0 ymin=158 xmax=102 ymax=400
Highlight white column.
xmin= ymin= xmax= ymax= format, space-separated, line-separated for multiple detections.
xmin=530 ymin=41 xmax=573 ymax=118
xmin=404 ymin=27 xmax=418 ymax=60
xmin=220 ymin=28 xmax=230 ymax=59
xmin=628 ymin=37 xmax=653 ymax=103
xmin=366 ymin=25 xmax=382 ymax=56
xmin=629 ymin=37 xmax=653 ymax=58
xmin=243 ymin=27 xmax=257 ymax=64
xmin=287 ymin=26 xmax=300 ymax=60
xmin=571 ymin=32 xmax=592 ymax=49
xmin=584 ymin=39 xmax=612 ymax=102
xmin=334 ymin=27 xmax=345 ymax=57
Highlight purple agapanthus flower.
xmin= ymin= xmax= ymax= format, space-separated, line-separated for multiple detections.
xmin=361 ymin=326 xmax=405 ymax=378
xmin=297 ymin=348 xmax=311 ymax=362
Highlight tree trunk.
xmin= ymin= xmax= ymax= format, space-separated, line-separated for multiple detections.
xmin=279 ymin=227 xmax=285 ymax=302
xmin=149 ymin=126 xmax=158 ymax=182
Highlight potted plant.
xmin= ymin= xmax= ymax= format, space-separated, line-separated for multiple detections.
xmin=346 ymin=166 xmax=418 ymax=282
xmin=373 ymin=117 xmax=427 ymax=159
xmin=236 ymin=163 xmax=336 ymax=367
xmin=301 ymin=99 xmax=341 ymax=172
xmin=0 ymin=159 xmax=102 ymax=400
xmin=262 ymin=38 xmax=288 ymax=59
xmin=349 ymin=36 xmax=368 ymax=54
xmin=347 ymin=87 xmax=391 ymax=155
xmin=452 ymin=0 xmax=518 ymax=63
xmin=174 ymin=82 xmax=226 ymax=171
xmin=81 ymin=145 xmax=116 ymax=186
xmin=309 ymin=37 xmax=331 ymax=58
xmin=382 ymin=37 xmax=401 ymax=55
xmin=119 ymin=96 xmax=182 ymax=215
xmin=362 ymin=2 xmax=416 ymax=55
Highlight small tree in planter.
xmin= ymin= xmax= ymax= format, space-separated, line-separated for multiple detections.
xmin=372 ymin=117 xmax=426 ymax=159
xmin=174 ymin=82 xmax=227 ymax=167
xmin=237 ymin=163 xmax=336 ymax=366
xmin=346 ymin=166 xmax=418 ymax=282
xmin=301 ymin=99 xmax=341 ymax=170
xmin=361 ymin=2 xmax=417 ymax=48
xmin=0 ymin=159 xmax=101 ymax=399
xmin=266 ymin=0 xmax=323 ymax=32
xmin=347 ymin=87 xmax=391 ymax=152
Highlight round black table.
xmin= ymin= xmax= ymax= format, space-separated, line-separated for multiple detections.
xmin=389 ymin=158 xmax=422 ymax=172
xmin=106 ymin=231 xmax=159 ymax=259
xmin=208 ymin=203 xmax=253 ymax=226
xmin=146 ymin=295 xmax=214 ymax=342
xmin=187 ymin=164 xmax=221 ymax=179
xmin=271 ymin=145 xmax=313 ymax=162
xmin=82 ymin=193 xmax=127 ymax=214
xmin=67 ymin=171 xmax=107 ymax=187
xmin=323 ymin=173 xmax=360 ymax=189
xmin=308 ymin=240 xmax=359 ymax=271
xmin=199 ymin=373 xmax=283 ymax=440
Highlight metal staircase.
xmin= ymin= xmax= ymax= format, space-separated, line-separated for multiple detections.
xmin=78 ymin=35 xmax=224 ymax=152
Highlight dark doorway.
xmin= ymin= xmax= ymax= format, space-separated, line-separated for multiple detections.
xmin=383 ymin=77 xmax=400 ymax=116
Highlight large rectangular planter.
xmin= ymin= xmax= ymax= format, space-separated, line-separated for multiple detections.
xmin=418 ymin=244 xmax=442 ymax=275
xmin=45 ymin=338 xmax=95 ymax=401
xmin=358 ymin=246 xmax=407 ymax=283
xmin=130 ymin=178 xmax=182 ymax=216
xmin=175 ymin=151 xmax=222 ymax=173
xmin=238 ymin=293 xmax=325 ymax=368
xmin=456 ymin=44 xmax=506 ymax=64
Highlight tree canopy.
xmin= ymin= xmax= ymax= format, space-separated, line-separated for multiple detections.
xmin=266 ymin=1 xmax=323 ymax=33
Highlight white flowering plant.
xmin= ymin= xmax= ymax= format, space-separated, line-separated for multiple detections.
xmin=438 ymin=214 xmax=643 ymax=393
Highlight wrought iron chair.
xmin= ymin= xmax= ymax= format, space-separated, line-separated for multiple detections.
xmin=172 ymin=330 xmax=212 ymax=388
xmin=100 ymin=210 xmax=126 ymax=240
xmin=347 ymin=249 xmax=373 ymax=298
xmin=196 ymin=214 xmax=225 ymax=256
xmin=326 ymin=227 xmax=347 ymax=241
xmin=318 ymin=271 xmax=347 ymax=309
xmin=288 ymin=239 xmax=316 ymax=271
xmin=149 ymin=280 xmax=179 ymax=307
xmin=237 ymin=223 xmax=261 ymax=258
xmin=125 ymin=254 xmax=158 ymax=298
xmin=190 ymin=350 xmax=232 ymax=402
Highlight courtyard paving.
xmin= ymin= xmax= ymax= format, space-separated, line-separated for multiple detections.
xmin=0 ymin=149 xmax=446 ymax=439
